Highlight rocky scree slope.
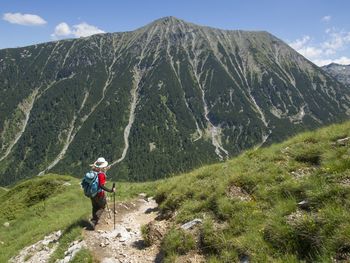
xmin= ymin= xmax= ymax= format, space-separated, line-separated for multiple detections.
xmin=1 ymin=16 xmax=350 ymax=185
xmin=322 ymin=63 xmax=350 ymax=86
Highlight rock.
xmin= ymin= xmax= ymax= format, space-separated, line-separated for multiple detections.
xmin=63 ymin=182 xmax=71 ymax=186
xmin=42 ymin=240 xmax=50 ymax=246
xmin=57 ymin=240 xmax=86 ymax=263
xmin=341 ymin=178 xmax=350 ymax=186
xmin=156 ymin=210 xmax=173 ymax=220
xmin=337 ymin=137 xmax=350 ymax=146
xmin=100 ymin=242 xmax=106 ymax=247
xmin=3 ymin=222 xmax=10 ymax=227
xmin=121 ymin=204 xmax=129 ymax=210
xmin=100 ymin=226 xmax=131 ymax=242
xmin=101 ymin=258 xmax=119 ymax=263
xmin=9 ymin=230 xmax=63 ymax=263
xmin=142 ymin=221 xmax=166 ymax=246
xmin=298 ymin=200 xmax=309 ymax=210
xmin=138 ymin=193 xmax=147 ymax=199
xmin=54 ymin=230 xmax=62 ymax=239
xmin=181 ymin=219 xmax=202 ymax=230
xmin=227 ymin=185 xmax=252 ymax=201
xmin=240 ymin=254 xmax=250 ymax=263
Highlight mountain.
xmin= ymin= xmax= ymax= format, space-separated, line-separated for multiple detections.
xmin=322 ymin=63 xmax=350 ymax=85
xmin=1 ymin=16 xmax=350 ymax=185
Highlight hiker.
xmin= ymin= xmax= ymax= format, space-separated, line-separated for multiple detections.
xmin=90 ymin=157 xmax=115 ymax=230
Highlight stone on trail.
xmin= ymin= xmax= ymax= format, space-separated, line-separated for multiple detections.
xmin=138 ymin=193 xmax=147 ymax=199
xmin=58 ymin=240 xmax=86 ymax=263
xmin=101 ymin=257 xmax=119 ymax=263
xmin=100 ymin=226 xmax=131 ymax=242
xmin=3 ymin=222 xmax=10 ymax=227
xmin=181 ymin=219 xmax=202 ymax=230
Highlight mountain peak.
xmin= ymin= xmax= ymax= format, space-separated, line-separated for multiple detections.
xmin=154 ymin=16 xmax=184 ymax=23
xmin=145 ymin=16 xmax=189 ymax=30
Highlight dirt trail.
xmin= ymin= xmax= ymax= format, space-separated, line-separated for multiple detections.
xmin=83 ymin=196 xmax=162 ymax=263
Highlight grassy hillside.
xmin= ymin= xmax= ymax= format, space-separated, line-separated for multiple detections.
xmin=155 ymin=121 xmax=350 ymax=262
xmin=2 ymin=121 xmax=350 ymax=262
xmin=0 ymin=187 xmax=7 ymax=197
xmin=0 ymin=174 xmax=157 ymax=262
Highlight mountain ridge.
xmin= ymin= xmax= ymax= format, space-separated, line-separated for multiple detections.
xmin=0 ymin=17 xmax=350 ymax=185
xmin=322 ymin=63 xmax=350 ymax=86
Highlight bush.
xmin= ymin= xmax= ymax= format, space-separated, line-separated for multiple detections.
xmin=161 ymin=228 xmax=195 ymax=256
xmin=141 ymin=224 xmax=152 ymax=247
xmin=293 ymin=148 xmax=321 ymax=166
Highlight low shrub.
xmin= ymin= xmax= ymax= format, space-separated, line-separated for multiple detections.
xmin=161 ymin=228 xmax=195 ymax=256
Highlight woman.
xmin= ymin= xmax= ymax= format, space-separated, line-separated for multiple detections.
xmin=90 ymin=157 xmax=115 ymax=230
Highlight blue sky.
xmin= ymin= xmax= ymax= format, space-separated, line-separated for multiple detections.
xmin=1 ymin=0 xmax=349 ymax=66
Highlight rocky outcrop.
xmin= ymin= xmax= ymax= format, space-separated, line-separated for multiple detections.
xmin=9 ymin=231 xmax=62 ymax=263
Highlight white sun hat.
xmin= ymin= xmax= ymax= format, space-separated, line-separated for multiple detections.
xmin=92 ymin=157 xmax=109 ymax=168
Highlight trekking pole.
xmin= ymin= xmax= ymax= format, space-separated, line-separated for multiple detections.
xmin=113 ymin=183 xmax=116 ymax=230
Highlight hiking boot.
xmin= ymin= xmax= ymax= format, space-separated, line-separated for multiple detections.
xmin=90 ymin=220 xmax=97 ymax=231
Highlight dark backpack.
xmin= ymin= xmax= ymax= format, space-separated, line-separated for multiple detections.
xmin=81 ymin=171 xmax=99 ymax=197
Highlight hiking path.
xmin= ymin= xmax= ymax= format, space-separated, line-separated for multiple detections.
xmin=83 ymin=195 xmax=164 ymax=263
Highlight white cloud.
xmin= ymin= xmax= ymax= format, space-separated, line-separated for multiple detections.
xmin=332 ymin=56 xmax=350 ymax=65
xmin=297 ymin=46 xmax=323 ymax=59
xmin=322 ymin=28 xmax=350 ymax=52
xmin=3 ymin=12 xmax=46 ymax=26
xmin=322 ymin=15 xmax=331 ymax=23
xmin=52 ymin=22 xmax=105 ymax=38
xmin=72 ymin=22 xmax=105 ymax=37
xmin=314 ymin=56 xmax=350 ymax=66
xmin=289 ymin=36 xmax=322 ymax=59
xmin=52 ymin=22 xmax=71 ymax=37
xmin=289 ymin=27 xmax=350 ymax=66
xmin=289 ymin=36 xmax=311 ymax=50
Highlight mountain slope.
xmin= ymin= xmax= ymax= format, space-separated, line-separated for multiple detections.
xmin=155 ymin=120 xmax=350 ymax=262
xmin=3 ymin=121 xmax=350 ymax=262
xmin=322 ymin=63 xmax=350 ymax=85
xmin=1 ymin=17 xmax=350 ymax=185
xmin=0 ymin=174 xmax=157 ymax=262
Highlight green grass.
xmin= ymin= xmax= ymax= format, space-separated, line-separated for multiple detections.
xmin=154 ymin=121 xmax=350 ymax=262
xmin=4 ymin=121 xmax=350 ymax=262
xmin=48 ymin=221 xmax=85 ymax=263
xmin=70 ymin=248 xmax=95 ymax=263
xmin=161 ymin=227 xmax=196 ymax=256
xmin=0 ymin=174 xmax=159 ymax=262
xmin=0 ymin=187 xmax=7 ymax=197
xmin=0 ymin=175 xmax=91 ymax=262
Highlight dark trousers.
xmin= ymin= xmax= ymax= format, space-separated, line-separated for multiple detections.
xmin=91 ymin=195 xmax=106 ymax=225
